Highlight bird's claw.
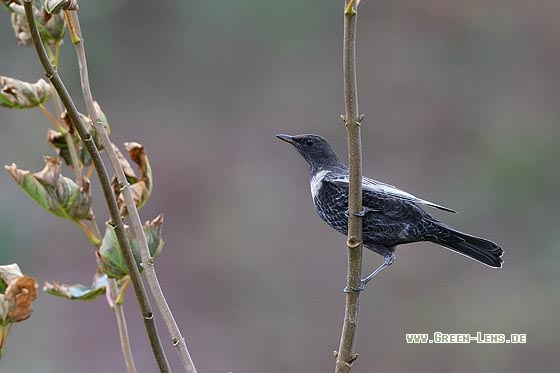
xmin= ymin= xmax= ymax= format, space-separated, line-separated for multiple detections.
xmin=344 ymin=209 xmax=366 ymax=218
xmin=342 ymin=281 xmax=366 ymax=293
xmin=352 ymin=282 xmax=367 ymax=292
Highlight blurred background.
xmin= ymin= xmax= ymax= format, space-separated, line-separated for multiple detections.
xmin=1 ymin=0 xmax=559 ymax=372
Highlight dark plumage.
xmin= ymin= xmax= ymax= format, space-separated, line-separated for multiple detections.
xmin=277 ymin=133 xmax=503 ymax=289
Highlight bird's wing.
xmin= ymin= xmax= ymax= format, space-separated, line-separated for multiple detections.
xmin=325 ymin=174 xmax=457 ymax=213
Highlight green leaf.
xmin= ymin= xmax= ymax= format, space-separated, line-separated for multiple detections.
xmin=97 ymin=214 xmax=165 ymax=279
xmin=96 ymin=223 xmax=129 ymax=279
xmin=141 ymin=213 xmax=164 ymax=259
xmin=0 ymin=76 xmax=52 ymax=109
xmin=5 ymin=158 xmax=93 ymax=221
xmin=44 ymin=272 xmax=108 ymax=301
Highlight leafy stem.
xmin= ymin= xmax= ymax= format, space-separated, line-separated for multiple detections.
xmin=66 ymin=9 xmax=197 ymax=373
xmin=22 ymin=1 xmax=170 ymax=371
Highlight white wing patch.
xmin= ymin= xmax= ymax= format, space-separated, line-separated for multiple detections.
xmin=327 ymin=174 xmax=457 ymax=213
xmin=310 ymin=170 xmax=330 ymax=200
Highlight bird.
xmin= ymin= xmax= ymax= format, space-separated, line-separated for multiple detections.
xmin=276 ymin=133 xmax=503 ymax=290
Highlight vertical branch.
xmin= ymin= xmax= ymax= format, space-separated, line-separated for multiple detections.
xmin=109 ymin=278 xmax=137 ymax=373
xmin=22 ymin=2 xmax=170 ymax=372
xmin=336 ymin=1 xmax=363 ymax=373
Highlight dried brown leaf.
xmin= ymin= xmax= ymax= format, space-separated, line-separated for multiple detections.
xmin=5 ymin=276 xmax=38 ymax=322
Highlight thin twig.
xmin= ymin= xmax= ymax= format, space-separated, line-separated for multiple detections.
xmin=75 ymin=219 xmax=101 ymax=247
xmin=22 ymin=2 xmax=170 ymax=372
xmin=38 ymin=104 xmax=65 ymax=131
xmin=38 ymin=103 xmax=83 ymax=186
xmin=109 ymin=278 xmax=138 ymax=373
xmin=90 ymin=222 xmax=136 ymax=372
xmin=46 ymin=43 xmax=82 ymax=183
xmin=66 ymin=10 xmax=197 ymax=373
xmin=335 ymin=1 xmax=364 ymax=372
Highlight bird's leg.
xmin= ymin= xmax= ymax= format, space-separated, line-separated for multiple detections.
xmin=344 ymin=252 xmax=396 ymax=292
xmin=359 ymin=252 xmax=395 ymax=288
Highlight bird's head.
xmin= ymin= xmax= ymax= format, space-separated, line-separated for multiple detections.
xmin=276 ymin=134 xmax=345 ymax=172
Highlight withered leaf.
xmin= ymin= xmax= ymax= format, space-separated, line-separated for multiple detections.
xmin=0 ymin=76 xmax=52 ymax=109
xmin=8 ymin=2 xmax=65 ymax=46
xmin=44 ymin=271 xmax=108 ymax=301
xmin=0 ymin=264 xmax=38 ymax=324
xmin=5 ymin=157 xmax=93 ymax=221
xmin=5 ymin=276 xmax=38 ymax=322
xmin=47 ymin=128 xmax=91 ymax=167
xmin=111 ymin=142 xmax=153 ymax=217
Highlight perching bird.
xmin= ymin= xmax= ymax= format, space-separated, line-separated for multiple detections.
xmin=277 ymin=133 xmax=503 ymax=290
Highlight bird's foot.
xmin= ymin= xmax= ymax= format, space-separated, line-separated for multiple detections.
xmin=344 ymin=209 xmax=367 ymax=218
xmin=342 ymin=281 xmax=366 ymax=293
xmin=342 ymin=281 xmax=367 ymax=293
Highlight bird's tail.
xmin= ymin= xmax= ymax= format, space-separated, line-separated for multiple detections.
xmin=428 ymin=224 xmax=504 ymax=268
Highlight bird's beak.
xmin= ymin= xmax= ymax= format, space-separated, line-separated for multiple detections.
xmin=276 ymin=134 xmax=297 ymax=145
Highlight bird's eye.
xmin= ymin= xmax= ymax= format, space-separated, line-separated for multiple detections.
xmin=305 ymin=139 xmax=314 ymax=146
